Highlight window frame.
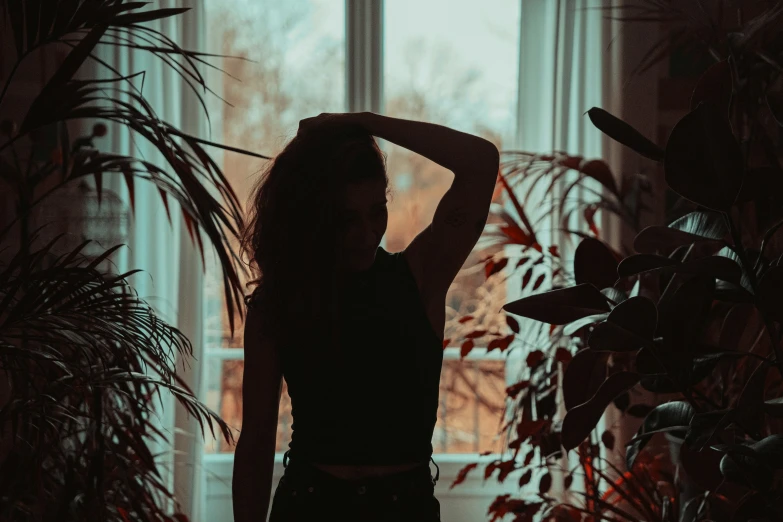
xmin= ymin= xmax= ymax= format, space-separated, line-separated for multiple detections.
xmin=200 ymin=0 xmax=521 ymax=463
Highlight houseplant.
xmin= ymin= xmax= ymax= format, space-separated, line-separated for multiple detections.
xmin=495 ymin=2 xmax=783 ymax=520
xmin=444 ymin=1 xmax=783 ymax=520
xmin=0 ymin=1 xmax=266 ymax=520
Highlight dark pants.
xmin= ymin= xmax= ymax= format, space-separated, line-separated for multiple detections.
xmin=268 ymin=449 xmax=442 ymax=522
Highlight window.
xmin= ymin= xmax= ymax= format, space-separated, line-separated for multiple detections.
xmin=383 ymin=0 xmax=520 ymax=454
xmin=202 ymin=0 xmax=345 ymax=453
xmin=201 ymin=0 xmax=522 ymax=457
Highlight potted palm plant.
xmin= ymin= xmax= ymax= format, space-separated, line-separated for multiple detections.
xmin=0 ymin=1 xmax=266 ymax=520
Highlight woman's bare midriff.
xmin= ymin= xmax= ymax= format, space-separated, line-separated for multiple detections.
xmin=311 ymin=461 xmax=428 ymax=479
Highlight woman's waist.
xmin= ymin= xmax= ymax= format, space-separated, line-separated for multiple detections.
xmin=309 ymin=460 xmax=428 ymax=480
xmin=283 ymin=448 xmax=438 ymax=485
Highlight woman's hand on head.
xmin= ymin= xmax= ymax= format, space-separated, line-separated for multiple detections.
xmin=297 ymin=112 xmax=364 ymax=135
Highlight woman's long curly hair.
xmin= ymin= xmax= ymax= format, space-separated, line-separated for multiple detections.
xmin=240 ymin=120 xmax=390 ymax=361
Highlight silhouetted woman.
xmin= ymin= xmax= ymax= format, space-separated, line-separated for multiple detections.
xmin=233 ymin=112 xmax=499 ymax=522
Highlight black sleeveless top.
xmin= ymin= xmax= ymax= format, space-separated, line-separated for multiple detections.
xmin=280 ymin=246 xmax=444 ymax=465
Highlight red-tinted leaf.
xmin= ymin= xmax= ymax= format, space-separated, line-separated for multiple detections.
xmin=486 ymin=460 xmax=517 ymax=482
xmin=526 ymin=350 xmax=545 ymax=368
xmin=458 ymin=316 xmax=474 ymax=324
xmin=518 ymin=469 xmax=533 ymax=488
xmin=487 ymin=334 xmax=515 ymax=354
xmin=524 ymin=450 xmax=534 ymax=466
xmin=574 ymin=238 xmax=619 ymax=289
xmin=539 ymin=473 xmax=552 ymax=495
xmin=460 ymin=339 xmax=475 ymax=358
xmin=466 ymin=330 xmax=488 ymax=339
xmin=158 ymin=187 xmax=172 ymax=226
xmin=664 ymin=102 xmax=744 ymax=211
xmin=503 ymin=283 xmax=611 ymax=325
xmin=587 ymin=107 xmax=665 ymax=162
xmin=585 ymin=206 xmax=600 ymax=237
xmin=601 ymin=430 xmax=616 ymax=450
xmin=580 ymin=159 xmax=618 ymax=196
xmin=506 ymin=380 xmax=530 ymax=399
xmin=118 ymin=507 xmax=130 ymax=522
xmin=554 ymin=347 xmax=572 ymax=363
xmin=562 ymin=372 xmax=640 ymax=451
xmin=506 ymin=315 xmax=520 ymax=333
xmin=182 ymin=211 xmax=195 ymax=243
xmin=484 ymin=259 xmax=495 ymax=279
xmin=497 ymin=171 xmax=538 ymax=245
xmin=532 ymin=273 xmax=546 ymax=290
xmin=548 ymin=245 xmax=560 ymax=258
xmin=501 ymin=225 xmax=533 ymax=246
xmin=516 ymin=419 xmax=549 ymax=440
xmin=486 ymin=257 xmax=509 ymax=278
xmin=450 ymin=462 xmax=478 ymax=490
xmin=522 ymin=268 xmax=533 ymax=289
xmin=562 ymin=155 xmax=583 ymax=170
xmin=442 ymin=338 xmax=451 ymax=349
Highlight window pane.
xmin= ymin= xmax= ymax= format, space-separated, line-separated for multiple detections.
xmin=202 ymin=359 xmax=293 ymax=454
xmin=204 ymin=0 xmax=345 ymax=349
xmin=384 ymin=0 xmax=520 ymax=453
xmin=435 ymin=358 xmax=508 ymax=454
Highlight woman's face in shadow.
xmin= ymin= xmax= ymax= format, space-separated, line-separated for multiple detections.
xmin=335 ymin=177 xmax=388 ymax=272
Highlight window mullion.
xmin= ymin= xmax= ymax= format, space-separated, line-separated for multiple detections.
xmin=345 ymin=0 xmax=384 ymax=114
xmin=346 ymin=0 xmax=385 ymax=246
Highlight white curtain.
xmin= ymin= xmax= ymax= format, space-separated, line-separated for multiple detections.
xmin=80 ymin=1 xmax=209 ymax=519
xmin=511 ymin=0 xmax=654 ymax=502
xmin=512 ymin=0 xmax=662 ymax=500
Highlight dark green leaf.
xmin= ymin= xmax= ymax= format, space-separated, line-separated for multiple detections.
xmin=574 ymin=237 xmax=619 ymax=289
xmin=562 ymin=372 xmax=640 ymax=451
xmin=626 ymin=401 xmax=694 ymax=470
xmin=563 ymin=350 xmax=609 ymax=411
xmin=618 ymin=254 xmax=678 ymax=277
xmin=21 ymin=24 xmax=109 ymax=133
xmin=588 ymin=296 xmax=657 ymax=352
xmin=633 ymin=210 xmax=728 ymax=254
xmin=587 ymin=108 xmax=665 ymax=162
xmin=503 ymin=283 xmax=611 ymax=325
xmin=690 ymin=60 xmax=732 ymax=115
xmin=664 ymin=102 xmax=744 ymax=211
